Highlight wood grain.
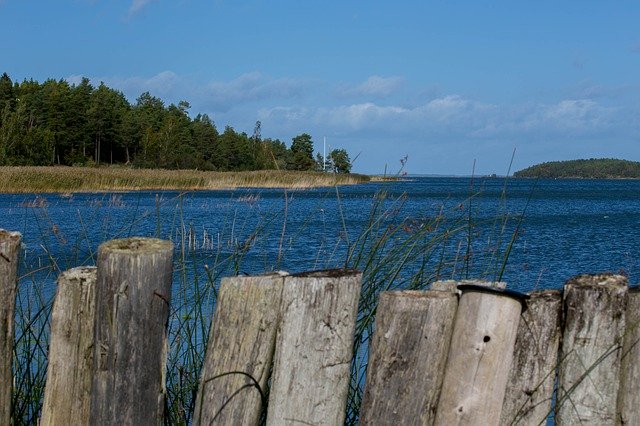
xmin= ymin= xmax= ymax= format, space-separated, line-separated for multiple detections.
xmin=41 ymin=267 xmax=97 ymax=426
xmin=194 ymin=274 xmax=284 ymax=425
xmin=266 ymin=270 xmax=361 ymax=426
xmin=359 ymin=290 xmax=458 ymax=425
xmin=89 ymin=238 xmax=174 ymax=425
xmin=556 ymin=274 xmax=627 ymax=426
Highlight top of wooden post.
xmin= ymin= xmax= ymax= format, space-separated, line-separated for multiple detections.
xmin=291 ymin=268 xmax=360 ymax=278
xmin=98 ymin=238 xmax=173 ymax=255
xmin=565 ymin=273 xmax=628 ymax=290
xmin=457 ymin=283 xmax=529 ymax=307
xmin=382 ymin=290 xmax=458 ymax=300
xmin=0 ymin=229 xmax=22 ymax=241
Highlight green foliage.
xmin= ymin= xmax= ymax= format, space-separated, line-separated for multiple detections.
xmin=0 ymin=73 xmax=355 ymax=174
xmin=329 ymin=148 xmax=352 ymax=174
xmin=289 ymin=133 xmax=315 ymax=171
xmin=514 ymin=158 xmax=640 ymax=179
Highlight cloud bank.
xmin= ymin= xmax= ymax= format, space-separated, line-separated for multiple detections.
xmin=66 ymin=70 xmax=639 ymax=173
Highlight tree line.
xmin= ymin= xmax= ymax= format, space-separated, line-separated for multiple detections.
xmin=514 ymin=158 xmax=640 ymax=179
xmin=0 ymin=73 xmax=352 ymax=173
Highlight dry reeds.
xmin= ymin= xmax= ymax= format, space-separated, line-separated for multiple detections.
xmin=0 ymin=166 xmax=370 ymax=193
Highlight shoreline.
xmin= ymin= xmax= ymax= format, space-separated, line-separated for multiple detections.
xmin=0 ymin=166 xmax=371 ymax=194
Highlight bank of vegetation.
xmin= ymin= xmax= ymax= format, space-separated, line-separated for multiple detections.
xmin=0 ymin=73 xmax=352 ymax=174
xmin=0 ymin=166 xmax=370 ymax=193
xmin=514 ymin=158 xmax=640 ymax=179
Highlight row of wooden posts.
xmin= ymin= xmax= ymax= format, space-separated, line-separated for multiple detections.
xmin=1 ymin=229 xmax=639 ymax=425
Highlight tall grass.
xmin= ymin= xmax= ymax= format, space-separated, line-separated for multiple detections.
xmin=8 ymin=176 xmax=526 ymax=424
xmin=0 ymin=166 xmax=370 ymax=193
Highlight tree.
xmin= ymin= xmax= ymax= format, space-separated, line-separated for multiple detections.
xmin=191 ymin=114 xmax=218 ymax=169
xmin=88 ymin=83 xmax=129 ymax=164
xmin=329 ymin=149 xmax=352 ymax=174
xmin=289 ymin=133 xmax=315 ymax=171
xmin=0 ymin=73 xmax=15 ymax=114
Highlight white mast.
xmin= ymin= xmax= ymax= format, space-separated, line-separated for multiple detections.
xmin=323 ymin=136 xmax=327 ymax=171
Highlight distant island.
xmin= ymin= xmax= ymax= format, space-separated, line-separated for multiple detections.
xmin=514 ymin=158 xmax=640 ymax=179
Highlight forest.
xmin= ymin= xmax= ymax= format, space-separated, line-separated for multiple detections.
xmin=514 ymin=158 xmax=640 ymax=178
xmin=0 ymin=73 xmax=352 ymax=173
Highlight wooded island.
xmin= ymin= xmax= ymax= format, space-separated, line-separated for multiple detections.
xmin=514 ymin=158 xmax=640 ymax=179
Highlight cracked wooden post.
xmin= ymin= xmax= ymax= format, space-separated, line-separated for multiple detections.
xmin=266 ymin=269 xmax=361 ymax=426
xmin=89 ymin=238 xmax=173 ymax=425
xmin=0 ymin=230 xmax=21 ymax=426
xmin=499 ymin=290 xmax=562 ymax=426
xmin=556 ymin=274 xmax=627 ymax=425
xmin=194 ymin=274 xmax=285 ymax=426
xmin=359 ymin=290 xmax=458 ymax=425
xmin=434 ymin=282 xmax=525 ymax=425
xmin=41 ymin=267 xmax=97 ymax=426
xmin=618 ymin=286 xmax=640 ymax=424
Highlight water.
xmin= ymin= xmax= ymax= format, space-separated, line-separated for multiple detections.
xmin=2 ymin=176 xmax=640 ymax=293
xmin=5 ymin=176 xmax=639 ymax=424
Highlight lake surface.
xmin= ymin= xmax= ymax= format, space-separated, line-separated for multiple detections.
xmin=2 ymin=176 xmax=640 ymax=294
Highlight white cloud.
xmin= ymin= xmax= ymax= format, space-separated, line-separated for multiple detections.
xmin=65 ymin=71 xmax=631 ymax=164
xmin=205 ymin=72 xmax=310 ymax=111
xmin=70 ymin=71 xmax=182 ymax=100
xmin=127 ymin=0 xmax=156 ymax=18
xmin=543 ymin=99 xmax=612 ymax=130
xmin=338 ymin=75 xmax=404 ymax=99
xmin=259 ymin=96 xmax=621 ymax=144
xmin=67 ymin=71 xmax=313 ymax=113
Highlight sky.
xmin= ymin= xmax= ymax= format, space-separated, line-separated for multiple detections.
xmin=1 ymin=0 xmax=639 ymax=175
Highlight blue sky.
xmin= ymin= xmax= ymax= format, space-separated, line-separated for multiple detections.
xmin=1 ymin=1 xmax=639 ymax=175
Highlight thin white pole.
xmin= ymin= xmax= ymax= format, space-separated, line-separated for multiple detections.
xmin=323 ymin=136 xmax=326 ymax=171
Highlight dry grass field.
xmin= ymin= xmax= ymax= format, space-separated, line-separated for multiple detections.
xmin=0 ymin=166 xmax=371 ymax=193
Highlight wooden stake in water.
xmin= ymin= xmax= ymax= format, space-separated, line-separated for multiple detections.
xmin=41 ymin=267 xmax=97 ymax=426
xmin=90 ymin=238 xmax=173 ymax=425
xmin=556 ymin=274 xmax=627 ymax=425
xmin=359 ymin=290 xmax=458 ymax=425
xmin=194 ymin=274 xmax=284 ymax=426
xmin=0 ymin=230 xmax=21 ymax=426
xmin=618 ymin=286 xmax=640 ymax=424
xmin=500 ymin=290 xmax=562 ymax=426
xmin=266 ymin=270 xmax=361 ymax=426
xmin=435 ymin=283 xmax=524 ymax=425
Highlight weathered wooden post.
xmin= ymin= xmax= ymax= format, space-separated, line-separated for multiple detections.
xmin=359 ymin=290 xmax=458 ymax=425
xmin=499 ymin=290 xmax=562 ymax=426
xmin=435 ymin=282 xmax=525 ymax=425
xmin=431 ymin=279 xmax=507 ymax=291
xmin=90 ymin=238 xmax=174 ymax=425
xmin=618 ymin=286 xmax=640 ymax=424
xmin=556 ymin=274 xmax=627 ymax=425
xmin=194 ymin=274 xmax=285 ymax=425
xmin=266 ymin=270 xmax=361 ymax=426
xmin=0 ymin=230 xmax=21 ymax=426
xmin=41 ymin=267 xmax=97 ymax=426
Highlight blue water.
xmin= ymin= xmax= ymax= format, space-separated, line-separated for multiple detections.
xmin=2 ymin=177 xmax=640 ymax=294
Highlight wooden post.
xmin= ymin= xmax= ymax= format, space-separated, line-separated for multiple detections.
xmin=499 ymin=290 xmax=562 ymax=426
xmin=90 ymin=238 xmax=174 ymax=425
xmin=556 ymin=274 xmax=627 ymax=425
xmin=359 ymin=290 xmax=458 ymax=425
xmin=0 ymin=230 xmax=21 ymax=426
xmin=41 ymin=267 xmax=97 ymax=426
xmin=266 ymin=270 xmax=361 ymax=426
xmin=194 ymin=274 xmax=284 ymax=425
xmin=435 ymin=282 xmax=525 ymax=425
xmin=618 ymin=286 xmax=640 ymax=424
